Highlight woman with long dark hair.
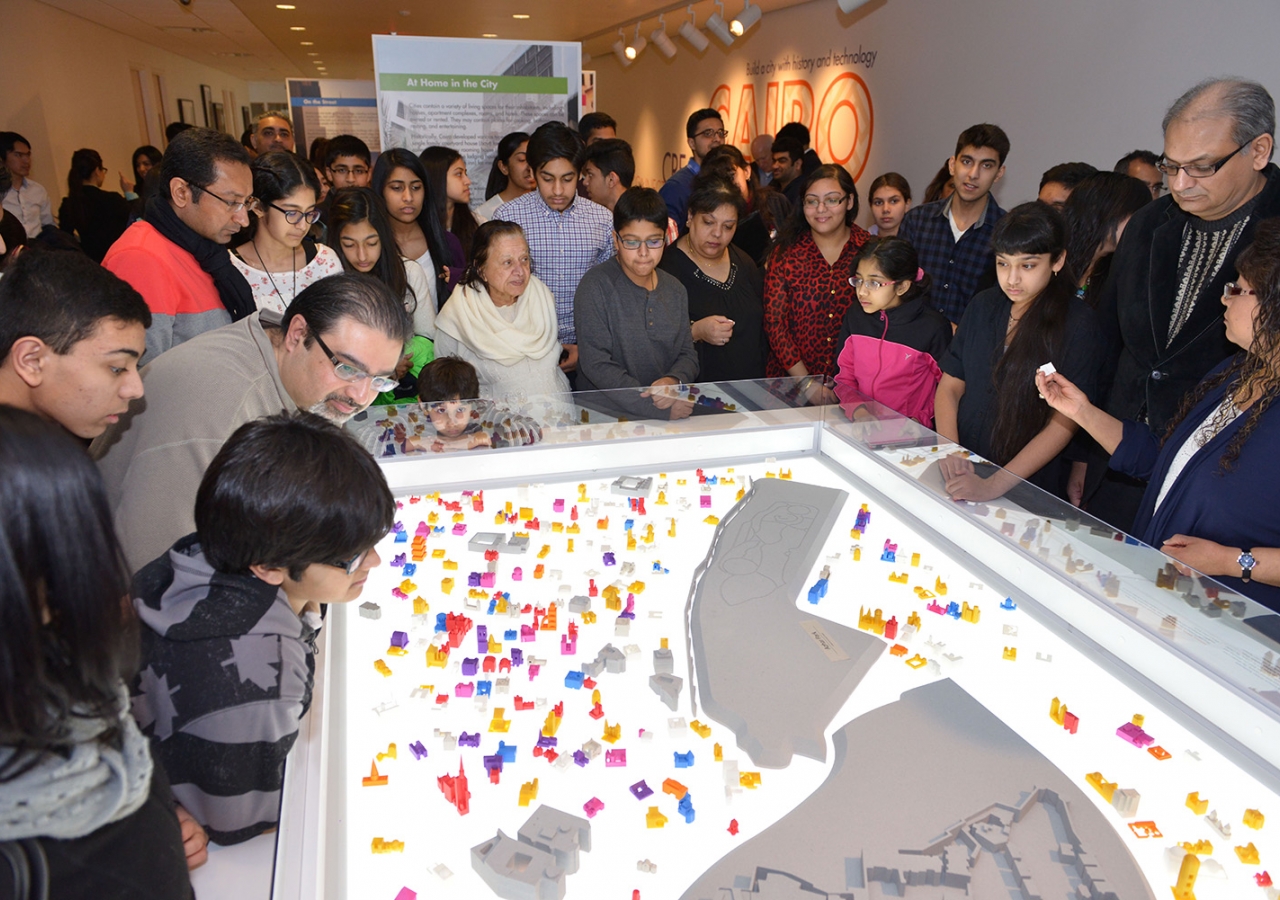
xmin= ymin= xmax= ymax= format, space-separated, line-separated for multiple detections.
xmin=763 ymin=164 xmax=871 ymax=400
xmin=57 ymin=148 xmax=130 ymax=261
xmin=476 ymin=132 xmax=533 ymax=221
xmin=0 ymin=405 xmax=200 ymax=898
xmin=229 ymin=151 xmax=342 ymax=314
xmin=1038 ymin=219 xmax=1280 ymax=609
xmin=372 ymin=148 xmax=451 ymax=308
xmin=326 ymin=187 xmax=435 ymax=402
xmin=1062 ymin=172 xmax=1152 ymax=307
xmin=420 ymin=146 xmax=478 ymax=293
xmin=934 ymin=202 xmax=1104 ymax=502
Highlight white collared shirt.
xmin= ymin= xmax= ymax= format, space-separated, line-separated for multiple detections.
xmin=2 ymin=178 xmax=54 ymax=238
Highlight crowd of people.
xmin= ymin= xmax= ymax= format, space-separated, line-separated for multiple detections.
xmin=2 ymin=74 xmax=1280 ymax=895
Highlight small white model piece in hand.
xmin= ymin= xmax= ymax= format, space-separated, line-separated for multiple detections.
xmin=1037 ymin=362 xmax=1057 ymax=377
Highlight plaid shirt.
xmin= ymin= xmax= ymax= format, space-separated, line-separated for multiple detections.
xmin=898 ymin=195 xmax=1005 ymax=325
xmin=493 ymin=192 xmax=615 ymax=345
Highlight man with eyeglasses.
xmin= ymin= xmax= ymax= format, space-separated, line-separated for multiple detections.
xmin=130 ymin=410 xmax=392 ymax=847
xmin=1084 ymin=77 xmax=1280 ymax=532
xmin=1113 ymin=149 xmax=1165 ymax=201
xmin=323 ymin=135 xmax=372 ymax=190
xmin=250 ymin=111 xmax=296 ymax=155
xmin=659 ymin=108 xmax=727 ymax=233
xmin=103 ymin=128 xmax=256 ymax=362
xmin=92 ymin=273 xmax=411 ymax=573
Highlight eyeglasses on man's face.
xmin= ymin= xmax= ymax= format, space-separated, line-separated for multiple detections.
xmin=268 ymin=202 xmax=322 ymax=225
xmin=311 ymin=330 xmax=399 ymax=393
xmin=803 ymin=193 xmax=848 ymax=210
xmin=328 ymin=164 xmax=369 ymax=178
xmin=694 ymin=128 xmax=729 ymax=141
xmin=1157 ymin=136 xmax=1260 ymax=179
xmin=193 ymin=182 xmax=259 ymax=215
xmin=618 ymin=236 xmax=666 ymax=250
xmin=329 ymin=547 xmax=371 ymax=575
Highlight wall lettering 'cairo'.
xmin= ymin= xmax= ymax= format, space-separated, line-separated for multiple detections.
xmin=709 ymin=73 xmax=874 ymax=180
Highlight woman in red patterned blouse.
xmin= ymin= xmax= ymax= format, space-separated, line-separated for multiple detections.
xmin=764 ymin=164 xmax=870 ymax=401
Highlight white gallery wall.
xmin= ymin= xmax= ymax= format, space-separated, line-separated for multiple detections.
xmin=598 ymin=0 xmax=1280 ymax=224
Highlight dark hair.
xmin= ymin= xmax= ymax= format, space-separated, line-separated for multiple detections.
xmin=484 ymin=132 xmax=529 ymax=200
xmin=955 ymin=123 xmax=1011 ymax=166
xmin=700 ymin=144 xmax=758 ymax=201
xmin=613 ymin=187 xmax=668 ymax=233
xmin=526 ymin=122 xmax=585 ymax=174
xmin=1039 ymin=161 xmax=1097 ymax=192
xmin=420 ymin=146 xmax=477 ymax=264
xmin=372 ymin=148 xmax=451 ymax=301
xmin=0 ymin=163 xmax=10 ymax=196
xmin=986 ymin=202 xmax=1074 ymax=465
xmin=196 ymin=411 xmax=393 ymax=581
xmin=0 ymin=406 xmax=138 ymax=779
xmin=324 ymin=135 xmax=372 ymax=169
xmin=0 ymin=250 xmax=151 ymax=359
xmin=687 ymin=176 xmax=746 ymax=221
xmin=1165 ymin=218 xmax=1280 ymax=471
xmin=418 ymin=356 xmax=480 ymax=403
xmin=62 ymin=148 xmax=103 ymax=235
xmin=583 ymin=138 xmax=635 ymax=189
xmin=1062 ymin=172 xmax=1152 ymax=306
xmin=308 ymin=137 xmax=329 ymax=171
xmin=578 ymin=112 xmax=617 ymax=142
xmin=869 ymin=172 xmax=912 ymax=203
xmin=241 ymin=150 xmax=320 ymax=243
xmin=280 ymin=272 xmax=413 ymax=349
xmin=856 ymin=236 xmax=930 ymax=303
xmin=1114 ymin=149 xmax=1161 ymax=173
xmin=166 ymin=122 xmax=194 ymax=143
xmin=131 ymin=145 xmax=163 ymax=189
xmin=922 ymin=161 xmax=954 ymax=204
xmin=326 ymin=187 xmax=412 ymax=307
xmin=771 ymin=135 xmax=804 ymax=165
xmin=685 ymin=108 xmax=723 ymax=139
xmin=159 ymin=127 xmax=251 ymax=204
xmin=462 ymin=220 xmax=527 ymax=292
xmin=0 ymin=210 xmax=24 ymax=272
xmin=776 ymin=122 xmax=811 ymax=147
xmin=0 ymin=132 xmax=30 ymax=158
xmin=773 ymin=164 xmax=860 ymax=256
xmin=239 ymin=129 xmax=255 ymax=152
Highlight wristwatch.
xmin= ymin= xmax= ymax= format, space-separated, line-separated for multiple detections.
xmin=1239 ymin=548 xmax=1257 ymax=583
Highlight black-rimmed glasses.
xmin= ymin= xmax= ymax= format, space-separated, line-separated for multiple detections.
xmin=1157 ymin=137 xmax=1259 ymax=179
xmin=268 ymin=202 xmax=323 ymax=225
xmin=312 ymin=331 xmax=399 ymax=393
xmin=193 ymin=182 xmax=259 ymax=215
xmin=329 ymin=547 xmax=371 ymax=575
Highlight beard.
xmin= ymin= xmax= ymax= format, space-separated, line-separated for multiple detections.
xmin=308 ymin=394 xmax=362 ymax=424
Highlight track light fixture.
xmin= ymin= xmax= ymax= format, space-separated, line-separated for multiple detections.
xmin=650 ymin=15 xmax=678 ymax=58
xmin=705 ymin=0 xmax=735 ymax=46
xmin=612 ymin=28 xmax=631 ymax=66
xmin=677 ymin=5 xmax=710 ymax=52
xmin=730 ymin=0 xmax=762 ymax=36
xmin=837 ymin=0 xmax=873 ymax=12
xmin=625 ymin=23 xmax=647 ymax=60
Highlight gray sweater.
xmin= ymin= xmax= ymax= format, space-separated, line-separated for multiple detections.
xmin=574 ymin=257 xmax=699 ymax=420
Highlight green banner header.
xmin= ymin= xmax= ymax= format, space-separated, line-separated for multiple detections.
xmin=379 ymin=73 xmax=569 ymax=94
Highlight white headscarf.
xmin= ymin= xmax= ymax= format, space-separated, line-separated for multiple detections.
xmin=436 ymin=274 xmax=561 ymax=366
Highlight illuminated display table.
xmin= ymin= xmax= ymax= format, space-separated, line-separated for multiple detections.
xmin=270 ymin=385 xmax=1280 ymax=900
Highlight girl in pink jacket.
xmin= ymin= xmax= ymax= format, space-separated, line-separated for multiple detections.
xmin=834 ymin=237 xmax=952 ymax=426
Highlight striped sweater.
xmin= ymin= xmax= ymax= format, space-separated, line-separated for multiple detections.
xmin=130 ymin=536 xmax=320 ymax=845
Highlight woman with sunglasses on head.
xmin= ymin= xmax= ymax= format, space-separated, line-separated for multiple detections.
xmin=230 ymin=151 xmax=342 ymax=315
xmin=763 ymin=164 xmax=871 ymax=403
xmin=1038 ymin=218 xmax=1280 ymax=610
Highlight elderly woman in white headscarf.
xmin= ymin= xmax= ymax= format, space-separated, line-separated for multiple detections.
xmin=434 ymin=220 xmax=572 ymax=414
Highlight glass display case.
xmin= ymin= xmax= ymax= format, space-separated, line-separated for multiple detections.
xmin=270 ymin=380 xmax=1280 ymax=900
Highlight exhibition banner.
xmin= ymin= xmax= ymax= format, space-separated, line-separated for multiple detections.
xmin=285 ymin=78 xmax=380 ymax=157
xmin=372 ymin=34 xmax=581 ymax=202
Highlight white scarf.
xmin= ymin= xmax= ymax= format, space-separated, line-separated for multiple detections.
xmin=436 ymin=275 xmax=561 ymax=367
xmin=0 ymin=685 xmax=153 ymax=841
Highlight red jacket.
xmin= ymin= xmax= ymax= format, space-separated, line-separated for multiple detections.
xmin=833 ymin=295 xmax=951 ymax=426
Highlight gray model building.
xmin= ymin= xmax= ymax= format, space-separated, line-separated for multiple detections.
xmin=472 ymin=805 xmax=593 ymax=900
xmin=650 ymin=673 xmax=684 ymax=711
xmin=611 ymin=475 xmax=653 ymax=498
xmin=517 ymin=805 xmax=592 ymax=874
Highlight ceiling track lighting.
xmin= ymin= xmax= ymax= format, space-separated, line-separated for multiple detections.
xmin=677 ymin=4 xmax=710 ymax=52
xmin=730 ymin=0 xmax=762 ymax=36
xmin=612 ymin=29 xmax=631 ymax=67
xmin=705 ymin=0 xmax=735 ymax=47
xmin=837 ymin=0 xmax=873 ymax=12
xmin=650 ymin=15 xmax=678 ymax=58
xmin=625 ymin=23 xmax=647 ymax=60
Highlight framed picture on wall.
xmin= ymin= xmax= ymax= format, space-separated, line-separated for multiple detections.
xmin=211 ymin=102 xmax=225 ymax=133
xmin=178 ymin=98 xmax=196 ymax=125
xmin=200 ymin=84 xmax=213 ymax=127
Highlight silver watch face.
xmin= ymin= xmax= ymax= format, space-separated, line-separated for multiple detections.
xmin=1240 ymin=550 xmax=1257 ymax=569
